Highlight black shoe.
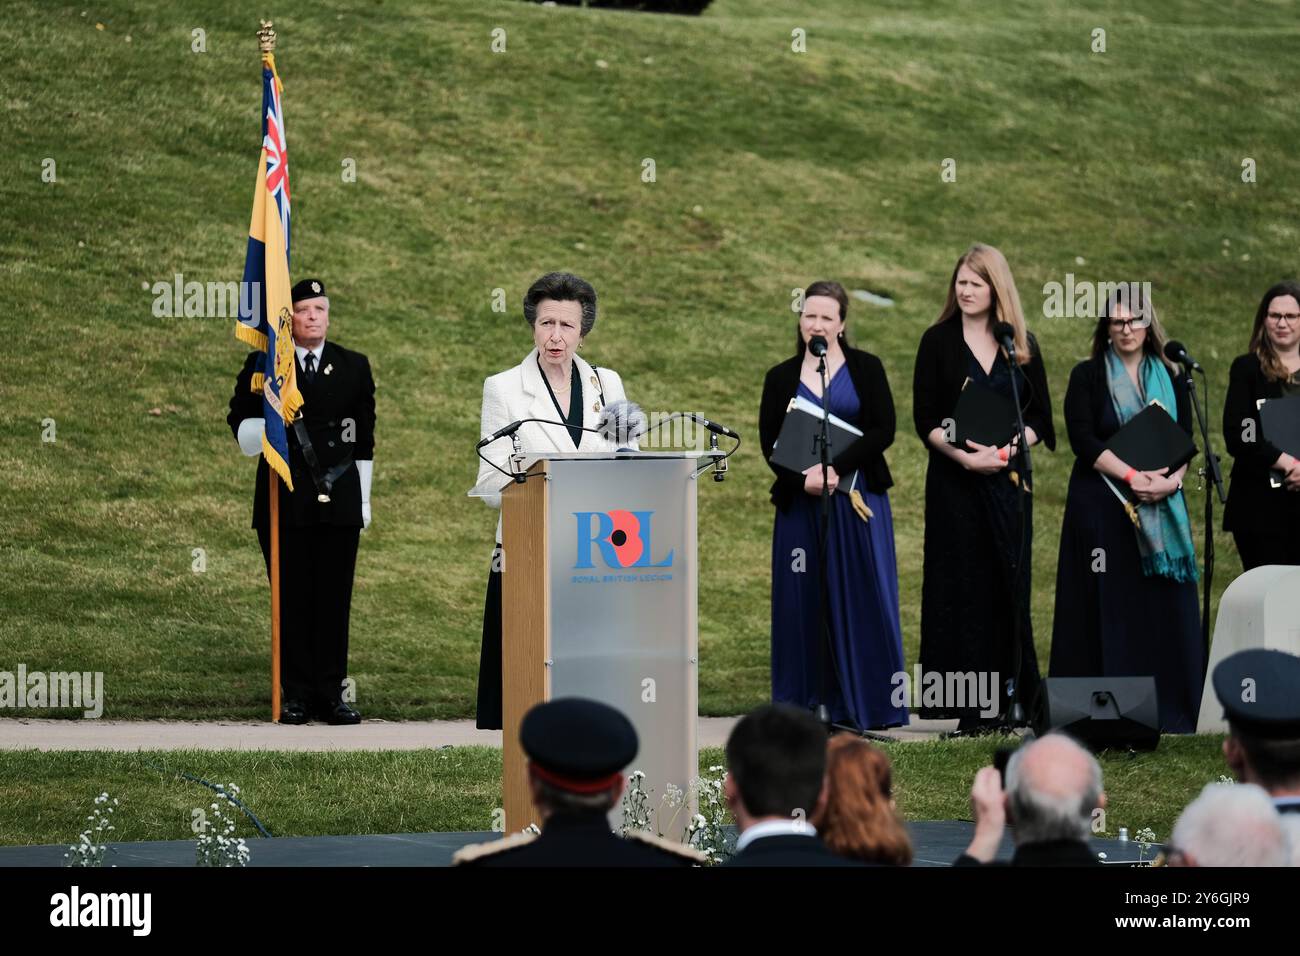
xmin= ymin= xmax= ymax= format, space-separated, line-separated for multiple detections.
xmin=279 ymin=699 xmax=310 ymax=725
xmin=315 ymin=701 xmax=362 ymax=725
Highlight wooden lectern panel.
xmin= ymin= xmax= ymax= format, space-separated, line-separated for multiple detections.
xmin=500 ymin=460 xmax=551 ymax=832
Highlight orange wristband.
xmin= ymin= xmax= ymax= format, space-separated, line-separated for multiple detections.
xmin=998 ymin=447 xmax=1009 ymax=462
xmin=1123 ymin=468 xmax=1137 ymax=485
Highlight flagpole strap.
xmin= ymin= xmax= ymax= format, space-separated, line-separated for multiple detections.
xmin=262 ymin=53 xmax=283 ymax=93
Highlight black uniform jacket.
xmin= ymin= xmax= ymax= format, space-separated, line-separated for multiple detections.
xmin=453 ymin=812 xmax=704 ymax=867
xmin=227 ymin=340 xmax=375 ymax=529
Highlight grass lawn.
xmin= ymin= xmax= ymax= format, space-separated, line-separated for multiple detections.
xmin=3 ymin=0 xmax=1298 ymax=720
xmin=0 ymin=736 xmax=1228 ymax=849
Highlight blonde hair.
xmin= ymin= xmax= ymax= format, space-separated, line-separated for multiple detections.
xmin=935 ymin=243 xmax=1032 ymax=365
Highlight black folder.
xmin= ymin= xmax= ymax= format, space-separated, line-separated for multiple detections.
xmin=947 ymin=379 xmax=1019 ymax=449
xmin=770 ymin=397 xmax=863 ymax=473
xmin=1104 ymin=402 xmax=1197 ymax=492
xmin=1259 ymin=395 xmax=1300 ymax=487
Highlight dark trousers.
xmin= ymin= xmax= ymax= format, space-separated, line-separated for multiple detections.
xmin=1233 ymin=531 xmax=1300 ymax=572
xmin=256 ymin=521 xmax=360 ymax=707
xmin=476 ymin=567 xmax=503 ymax=730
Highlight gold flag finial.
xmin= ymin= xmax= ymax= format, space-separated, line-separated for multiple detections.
xmin=258 ymin=20 xmax=277 ymax=53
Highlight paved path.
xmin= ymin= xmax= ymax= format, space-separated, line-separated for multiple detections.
xmin=0 ymin=716 xmax=958 ymax=751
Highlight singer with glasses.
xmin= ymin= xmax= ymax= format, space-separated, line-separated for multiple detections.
xmin=759 ymin=280 xmax=907 ymax=731
xmin=911 ymin=244 xmax=1055 ymax=733
xmin=1223 ymin=280 xmax=1300 ymax=570
xmin=471 ymin=272 xmax=633 ymax=729
xmin=1049 ymin=292 xmax=1202 ymax=734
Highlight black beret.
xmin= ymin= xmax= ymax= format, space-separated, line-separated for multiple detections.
xmin=520 ymin=697 xmax=637 ymax=791
xmin=1213 ymin=649 xmax=1300 ymax=740
xmin=291 ymin=278 xmax=327 ymax=302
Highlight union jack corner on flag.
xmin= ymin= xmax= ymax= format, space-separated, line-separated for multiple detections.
xmin=233 ymin=51 xmax=302 ymax=489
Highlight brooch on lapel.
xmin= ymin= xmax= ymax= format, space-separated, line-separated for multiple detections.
xmin=592 ymin=401 xmax=600 ymax=412
xmin=589 ymin=375 xmax=598 ymax=388
xmin=324 ymin=364 xmax=333 ymax=376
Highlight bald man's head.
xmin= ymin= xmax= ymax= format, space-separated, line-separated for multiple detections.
xmin=1005 ymin=734 xmax=1105 ymax=846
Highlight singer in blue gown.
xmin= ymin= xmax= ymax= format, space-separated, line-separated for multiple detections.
xmin=759 ymin=282 xmax=908 ymax=730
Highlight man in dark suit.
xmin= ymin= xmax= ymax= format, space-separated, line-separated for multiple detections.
xmin=227 ymin=278 xmax=375 ymax=725
xmin=954 ymin=734 xmax=1103 ymax=866
xmin=1213 ymin=649 xmax=1300 ymax=820
xmin=722 ymin=704 xmax=862 ymax=866
xmin=453 ymin=698 xmax=705 ymax=867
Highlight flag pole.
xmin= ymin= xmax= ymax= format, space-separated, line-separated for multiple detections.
xmin=260 ymin=19 xmax=282 ymax=724
xmin=270 ymin=471 xmax=282 ymax=722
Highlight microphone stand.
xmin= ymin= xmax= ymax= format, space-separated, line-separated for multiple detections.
xmin=813 ymin=347 xmax=834 ymax=730
xmin=1178 ymin=362 xmax=1225 ymax=681
xmin=1002 ymin=340 xmax=1031 ymax=731
xmin=811 ymin=344 xmax=889 ymax=742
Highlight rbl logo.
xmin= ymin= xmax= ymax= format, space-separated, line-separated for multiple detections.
xmin=574 ymin=510 xmax=674 ymax=569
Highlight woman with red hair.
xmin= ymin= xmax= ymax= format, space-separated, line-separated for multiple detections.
xmin=811 ymin=735 xmax=913 ymax=865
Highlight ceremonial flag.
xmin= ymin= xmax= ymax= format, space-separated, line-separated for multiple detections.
xmin=234 ymin=51 xmax=301 ymax=489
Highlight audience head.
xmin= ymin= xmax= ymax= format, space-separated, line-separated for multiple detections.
xmin=811 ymin=734 xmax=912 ymax=865
xmin=520 ymin=697 xmax=636 ymax=823
xmin=1169 ymin=782 xmax=1291 ymax=867
xmin=1004 ymin=733 xmax=1105 ymax=846
xmin=724 ymin=704 xmax=827 ymax=831
xmin=1214 ymin=649 xmax=1300 ymax=796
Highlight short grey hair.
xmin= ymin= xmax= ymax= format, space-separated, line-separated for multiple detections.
xmin=522 ymin=272 xmax=597 ymax=336
xmin=533 ymin=776 xmax=619 ymax=816
xmin=1005 ymin=734 xmax=1103 ymax=846
xmin=1172 ymin=783 xmax=1291 ymax=867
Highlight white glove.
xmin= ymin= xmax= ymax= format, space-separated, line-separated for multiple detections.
xmin=237 ymin=418 xmax=265 ymax=457
xmin=358 ymin=459 xmax=373 ymax=529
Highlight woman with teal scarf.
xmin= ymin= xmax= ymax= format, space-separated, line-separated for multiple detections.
xmin=1050 ymin=292 xmax=1203 ymax=733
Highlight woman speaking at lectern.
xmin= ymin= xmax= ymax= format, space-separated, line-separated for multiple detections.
xmin=472 ymin=272 xmax=632 ymax=729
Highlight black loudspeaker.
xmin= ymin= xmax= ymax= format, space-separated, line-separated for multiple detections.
xmin=1032 ymin=677 xmax=1160 ymax=751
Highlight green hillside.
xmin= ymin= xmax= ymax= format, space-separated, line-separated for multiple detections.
xmin=3 ymin=0 xmax=1298 ymax=719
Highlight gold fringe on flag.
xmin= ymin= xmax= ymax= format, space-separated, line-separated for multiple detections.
xmin=261 ymin=431 xmax=294 ymax=491
xmin=235 ymin=322 xmax=268 ymax=352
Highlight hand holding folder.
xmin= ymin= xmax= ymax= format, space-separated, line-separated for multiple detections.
xmin=1102 ymin=401 xmax=1197 ymax=513
xmin=770 ymin=395 xmax=863 ymax=473
xmin=947 ymin=379 xmax=1019 ymax=450
xmin=771 ymin=396 xmax=875 ymax=519
xmin=1258 ymin=396 xmax=1300 ymax=489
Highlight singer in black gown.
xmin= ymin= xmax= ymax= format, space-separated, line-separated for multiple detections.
xmin=1222 ymin=282 xmax=1300 ymax=569
xmin=911 ymin=246 xmax=1055 ymax=730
